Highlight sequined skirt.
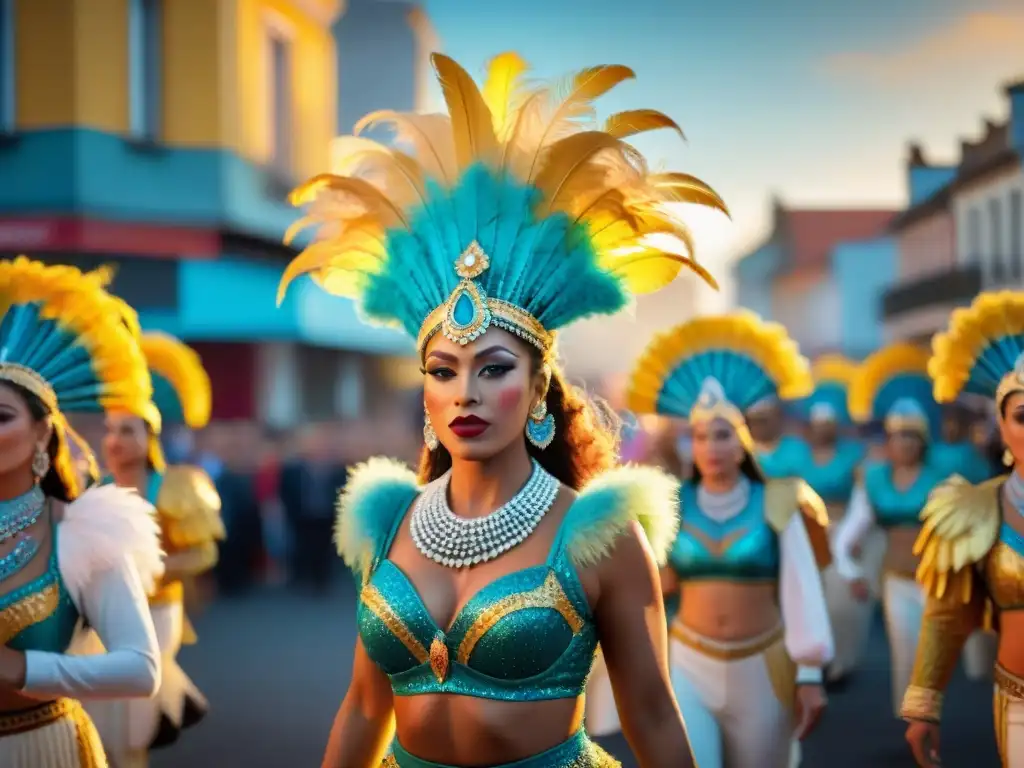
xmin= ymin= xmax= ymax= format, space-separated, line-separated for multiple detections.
xmin=0 ymin=698 xmax=106 ymax=767
xmin=383 ymin=728 xmax=620 ymax=767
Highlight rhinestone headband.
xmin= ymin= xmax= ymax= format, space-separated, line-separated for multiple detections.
xmin=416 ymin=241 xmax=554 ymax=358
xmin=0 ymin=363 xmax=58 ymax=411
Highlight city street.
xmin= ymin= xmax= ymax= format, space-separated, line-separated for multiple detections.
xmin=153 ymin=576 xmax=999 ymax=768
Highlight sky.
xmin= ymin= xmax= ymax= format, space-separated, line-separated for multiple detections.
xmin=417 ymin=0 xmax=1024 ymax=311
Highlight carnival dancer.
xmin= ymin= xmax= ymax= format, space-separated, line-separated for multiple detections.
xmin=901 ymin=291 xmax=1024 ymax=767
xmin=279 ymin=51 xmax=727 ymax=768
xmin=0 ymin=257 xmax=163 ymax=767
xmin=746 ymin=390 xmax=805 ymax=479
xmin=833 ymin=342 xmax=946 ymax=717
xmin=84 ymin=331 xmax=223 ymax=768
xmin=625 ymin=313 xmax=833 ymax=768
xmin=793 ymin=354 xmax=869 ymax=684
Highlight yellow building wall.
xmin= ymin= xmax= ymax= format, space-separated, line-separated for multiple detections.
xmin=15 ymin=0 xmax=79 ymax=128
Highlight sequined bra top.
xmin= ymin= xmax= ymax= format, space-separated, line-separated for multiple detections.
xmin=756 ymin=435 xmax=804 ymax=480
xmin=339 ymin=459 xmax=680 ymax=702
xmin=668 ymin=481 xmax=779 ymax=583
xmin=863 ymin=461 xmax=945 ymax=529
xmin=0 ymin=517 xmax=80 ymax=653
xmin=799 ymin=440 xmax=864 ymax=504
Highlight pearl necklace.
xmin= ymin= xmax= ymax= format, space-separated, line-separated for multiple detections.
xmin=410 ymin=459 xmax=560 ymax=569
xmin=696 ymin=477 xmax=751 ymax=523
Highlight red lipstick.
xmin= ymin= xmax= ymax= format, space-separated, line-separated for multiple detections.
xmin=449 ymin=415 xmax=490 ymax=439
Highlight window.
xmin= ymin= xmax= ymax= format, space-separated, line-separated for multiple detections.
xmin=0 ymin=0 xmax=14 ymax=134
xmin=966 ymin=206 xmax=982 ymax=263
xmin=128 ymin=0 xmax=162 ymax=141
xmin=1012 ymin=190 xmax=1023 ymax=279
xmin=991 ymin=198 xmax=1005 ymax=280
xmin=266 ymin=25 xmax=294 ymax=178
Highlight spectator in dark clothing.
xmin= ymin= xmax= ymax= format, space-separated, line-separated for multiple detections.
xmin=214 ymin=422 xmax=265 ymax=596
xmin=280 ymin=425 xmax=348 ymax=593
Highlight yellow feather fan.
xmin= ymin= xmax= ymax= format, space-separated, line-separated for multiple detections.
xmin=627 ymin=311 xmax=813 ymax=417
xmin=140 ymin=332 xmax=212 ymax=430
xmin=811 ymin=354 xmax=858 ymax=387
xmin=847 ymin=343 xmax=930 ymax=423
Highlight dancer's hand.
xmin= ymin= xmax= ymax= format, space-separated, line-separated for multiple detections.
xmin=850 ymin=578 xmax=871 ymax=602
xmin=905 ymin=720 xmax=942 ymax=766
xmin=794 ymin=684 xmax=827 ymax=739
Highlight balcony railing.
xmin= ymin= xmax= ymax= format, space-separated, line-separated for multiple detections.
xmin=881 ymin=264 xmax=982 ymax=319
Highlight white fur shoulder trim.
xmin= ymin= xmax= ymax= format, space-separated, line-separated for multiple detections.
xmin=57 ymin=485 xmax=166 ymax=603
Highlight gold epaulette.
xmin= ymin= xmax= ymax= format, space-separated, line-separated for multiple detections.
xmin=914 ymin=475 xmax=1002 ymax=602
xmin=157 ymin=465 xmax=226 ymax=551
xmin=765 ymin=478 xmax=831 ymax=570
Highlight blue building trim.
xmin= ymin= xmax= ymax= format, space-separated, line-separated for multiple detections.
xmin=831 ymin=236 xmax=896 ymax=358
xmin=733 ymin=240 xmax=780 ymax=320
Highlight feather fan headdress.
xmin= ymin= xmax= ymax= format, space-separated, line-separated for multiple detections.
xmin=801 ymin=354 xmax=859 ymax=425
xmin=278 ymin=52 xmax=728 ymax=357
xmin=626 ymin=312 xmax=812 ymax=448
xmin=0 ymin=257 xmax=154 ymax=496
xmin=140 ymin=333 xmax=212 ymax=430
xmin=848 ymin=343 xmax=938 ymax=438
xmin=929 ymin=291 xmax=1024 ymax=410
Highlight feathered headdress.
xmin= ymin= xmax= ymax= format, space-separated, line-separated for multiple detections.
xmin=929 ymin=291 xmax=1024 ymax=411
xmin=278 ymin=52 xmax=728 ymax=358
xmin=627 ymin=312 xmax=812 ymax=447
xmin=848 ymin=343 xmax=938 ymax=438
xmin=0 ymin=257 xmax=154 ymax=496
xmin=140 ymin=333 xmax=211 ymax=430
xmin=800 ymin=354 xmax=859 ymax=425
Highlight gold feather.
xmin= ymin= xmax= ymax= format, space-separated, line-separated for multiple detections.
xmin=351 ymin=111 xmax=455 ymax=184
xmin=604 ymin=249 xmax=717 ymax=293
xmin=276 ymin=220 xmax=386 ymax=305
xmin=341 ymin=148 xmax=428 ymax=205
xmin=481 ymin=51 xmax=529 ymax=139
xmin=533 ymin=132 xmax=635 ymax=214
xmin=289 ymin=174 xmax=408 ymax=229
xmin=604 ymin=109 xmax=685 ymax=141
xmin=431 ymin=53 xmax=499 ymax=171
xmin=648 ymin=173 xmax=730 ymax=217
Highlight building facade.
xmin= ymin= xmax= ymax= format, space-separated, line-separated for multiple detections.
xmin=732 ymin=199 xmax=895 ymax=358
xmin=883 ymin=79 xmax=1024 ymax=344
xmin=0 ymin=0 xmax=429 ymax=427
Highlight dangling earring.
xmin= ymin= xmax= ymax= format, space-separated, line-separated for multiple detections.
xmin=31 ymin=446 xmax=50 ymax=480
xmin=423 ymin=409 xmax=439 ymax=452
xmin=525 ymin=399 xmax=556 ymax=450
xmin=1004 ymin=448 xmax=1014 ymax=467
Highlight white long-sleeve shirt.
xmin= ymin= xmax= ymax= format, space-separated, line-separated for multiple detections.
xmin=832 ymin=482 xmax=873 ymax=581
xmin=779 ymin=512 xmax=835 ymax=682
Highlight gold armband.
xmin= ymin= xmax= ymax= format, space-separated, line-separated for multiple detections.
xmin=900 ymin=685 xmax=943 ymax=722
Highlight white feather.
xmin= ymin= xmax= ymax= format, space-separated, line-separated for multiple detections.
xmin=57 ymin=485 xmax=166 ymax=603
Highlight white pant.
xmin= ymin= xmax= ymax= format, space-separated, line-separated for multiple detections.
xmin=883 ymin=574 xmax=925 ymax=717
xmin=1003 ymin=694 xmax=1024 ymax=767
xmin=824 ymin=520 xmax=886 ymax=681
xmin=669 ymin=627 xmax=795 ymax=768
xmin=584 ymin=648 xmax=620 ymax=737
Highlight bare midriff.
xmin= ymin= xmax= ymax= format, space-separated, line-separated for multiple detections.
xmin=996 ymin=612 xmax=1024 ymax=675
xmin=0 ymin=690 xmax=48 ymax=712
xmin=883 ymin=526 xmax=920 ymax=576
xmin=676 ymin=581 xmax=779 ymax=640
xmin=394 ymin=695 xmax=584 ymax=764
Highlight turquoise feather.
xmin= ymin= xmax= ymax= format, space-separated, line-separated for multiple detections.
xmin=871 ymin=372 xmax=941 ymax=437
xmin=655 ymin=350 xmax=780 ymax=418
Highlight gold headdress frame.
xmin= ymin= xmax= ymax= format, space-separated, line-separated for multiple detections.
xmin=883 ymin=412 xmax=930 ymax=437
xmin=415 ymin=241 xmax=554 ymax=359
xmin=688 ymin=377 xmax=755 ymax=452
xmin=0 ymin=362 xmax=58 ymax=412
xmin=995 ymin=354 xmax=1024 ymax=410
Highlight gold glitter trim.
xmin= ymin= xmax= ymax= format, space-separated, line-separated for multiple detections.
xmin=70 ymin=698 xmax=104 ymax=768
xmin=670 ymin=623 xmax=783 ymax=661
xmin=429 ymin=632 xmax=449 ymax=683
xmin=455 ymin=241 xmax=490 ymax=279
xmin=0 ymin=582 xmax=60 ymax=645
xmin=0 ymin=362 xmax=58 ymax=411
xmin=417 ymin=296 xmax=553 ymax=357
xmin=456 ymin=571 xmax=584 ymax=665
xmin=360 ymin=584 xmax=429 ymax=664
xmin=900 ymin=685 xmax=944 ymax=722
xmin=0 ymin=697 xmax=76 ymax=737
xmin=995 ymin=663 xmax=1024 ymax=700
xmin=681 ymin=523 xmax=750 ymax=557
xmin=380 ymin=755 xmax=399 ymax=767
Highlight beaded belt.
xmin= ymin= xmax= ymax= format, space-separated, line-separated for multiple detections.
xmin=0 ymin=698 xmax=78 ymax=737
xmin=670 ymin=621 xmax=783 ymax=661
xmin=995 ymin=664 xmax=1024 ymax=701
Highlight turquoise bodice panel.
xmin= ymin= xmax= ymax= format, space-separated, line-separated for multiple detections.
xmin=358 ymin=513 xmax=597 ymax=701
xmin=863 ymin=461 xmax=945 ymax=529
xmin=799 ymin=439 xmax=865 ymax=504
xmin=928 ymin=441 xmax=992 ymax=485
xmin=1 ymin=525 xmax=80 ymax=653
xmin=756 ymin=435 xmax=805 ymax=479
xmin=668 ymin=481 xmax=779 ymax=582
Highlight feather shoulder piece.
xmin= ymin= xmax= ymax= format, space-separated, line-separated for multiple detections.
xmin=764 ymin=478 xmax=831 ymax=569
xmin=156 ymin=465 xmax=225 ymax=552
xmin=57 ymin=484 xmax=165 ymax=602
xmin=561 ymin=464 xmax=680 ymax=569
xmin=335 ymin=457 xmax=420 ymax=583
xmin=914 ymin=475 xmax=1002 ymax=602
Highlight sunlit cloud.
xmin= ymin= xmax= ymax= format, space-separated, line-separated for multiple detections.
xmin=823 ymin=10 xmax=1024 ymax=86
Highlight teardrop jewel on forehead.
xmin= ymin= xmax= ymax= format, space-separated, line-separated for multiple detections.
xmin=409 ymin=459 xmax=560 ymax=569
xmin=697 ymin=377 xmax=727 ymax=408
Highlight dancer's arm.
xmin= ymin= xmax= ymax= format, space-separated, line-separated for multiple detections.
xmin=833 ymin=482 xmax=873 ymax=580
xmin=322 ymin=638 xmax=395 ymax=768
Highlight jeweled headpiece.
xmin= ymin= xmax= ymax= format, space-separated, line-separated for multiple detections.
xmin=848 ymin=343 xmax=938 ymax=438
xmin=0 ymin=257 xmax=154 ymax=496
xmin=627 ymin=312 xmax=813 ymax=449
xmin=278 ymin=52 xmax=727 ymax=358
xmin=801 ymin=354 xmax=859 ymax=425
xmin=928 ymin=291 xmax=1024 ymax=413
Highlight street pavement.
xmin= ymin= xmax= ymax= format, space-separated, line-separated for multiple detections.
xmin=152 ymin=576 xmax=999 ymax=768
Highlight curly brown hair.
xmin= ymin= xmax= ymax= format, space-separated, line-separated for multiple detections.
xmin=417 ymin=350 xmax=620 ymax=491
